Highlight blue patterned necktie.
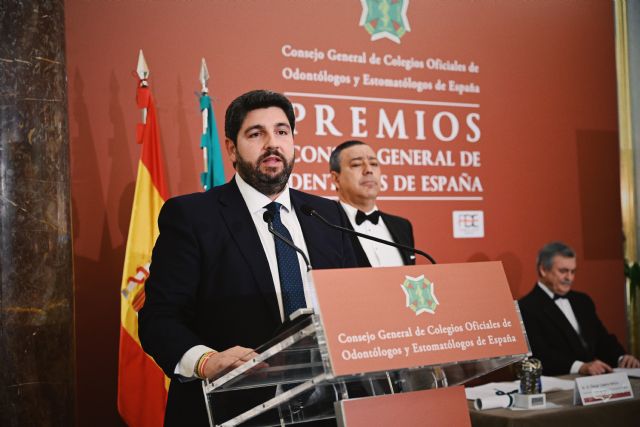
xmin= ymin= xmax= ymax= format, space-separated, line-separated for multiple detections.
xmin=265 ymin=202 xmax=306 ymax=319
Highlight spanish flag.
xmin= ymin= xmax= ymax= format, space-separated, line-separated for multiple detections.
xmin=117 ymin=76 xmax=169 ymax=426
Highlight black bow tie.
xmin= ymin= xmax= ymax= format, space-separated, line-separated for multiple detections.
xmin=553 ymin=294 xmax=567 ymax=300
xmin=355 ymin=210 xmax=380 ymax=225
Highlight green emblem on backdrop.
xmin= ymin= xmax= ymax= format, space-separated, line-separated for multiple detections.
xmin=359 ymin=0 xmax=411 ymax=44
xmin=401 ymin=275 xmax=439 ymax=315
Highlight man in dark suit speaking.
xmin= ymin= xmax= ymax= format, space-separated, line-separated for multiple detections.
xmin=329 ymin=140 xmax=415 ymax=267
xmin=518 ymin=241 xmax=639 ymax=376
xmin=139 ymin=90 xmax=356 ymax=425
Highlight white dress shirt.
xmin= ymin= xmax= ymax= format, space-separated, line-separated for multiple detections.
xmin=235 ymin=173 xmax=312 ymax=321
xmin=175 ymin=174 xmax=312 ymax=378
xmin=340 ymin=202 xmax=404 ymax=267
xmin=536 ymin=282 xmax=584 ymax=374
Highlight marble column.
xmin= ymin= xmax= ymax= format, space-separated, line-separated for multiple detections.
xmin=0 ymin=1 xmax=75 ymax=426
xmin=628 ymin=0 xmax=640 ymax=358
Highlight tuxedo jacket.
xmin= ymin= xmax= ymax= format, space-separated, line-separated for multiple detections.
xmin=339 ymin=204 xmax=416 ymax=267
xmin=518 ymin=285 xmax=625 ymax=376
xmin=139 ymin=178 xmax=357 ymax=426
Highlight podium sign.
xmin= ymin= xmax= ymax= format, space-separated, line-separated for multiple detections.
xmin=203 ymin=261 xmax=529 ymax=426
xmin=335 ymin=386 xmax=471 ymax=427
xmin=312 ymin=261 xmax=528 ymax=377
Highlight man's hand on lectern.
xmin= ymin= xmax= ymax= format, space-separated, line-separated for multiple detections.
xmin=203 ymin=346 xmax=259 ymax=380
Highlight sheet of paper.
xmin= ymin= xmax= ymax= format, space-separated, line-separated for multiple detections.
xmin=540 ymin=376 xmax=574 ymax=391
xmin=510 ymin=402 xmax=562 ymax=411
xmin=614 ymin=368 xmax=640 ymax=378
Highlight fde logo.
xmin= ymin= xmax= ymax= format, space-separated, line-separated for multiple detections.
xmin=452 ymin=211 xmax=484 ymax=238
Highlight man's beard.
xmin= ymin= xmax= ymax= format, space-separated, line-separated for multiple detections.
xmin=235 ymin=148 xmax=294 ymax=196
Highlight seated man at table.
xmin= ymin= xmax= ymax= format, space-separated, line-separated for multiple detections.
xmin=518 ymin=241 xmax=640 ymax=375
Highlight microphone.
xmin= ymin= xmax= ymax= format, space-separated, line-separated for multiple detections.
xmin=263 ymin=211 xmax=312 ymax=272
xmin=300 ymin=205 xmax=437 ymax=265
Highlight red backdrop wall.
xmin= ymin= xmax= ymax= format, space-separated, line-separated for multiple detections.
xmin=65 ymin=1 xmax=624 ymax=424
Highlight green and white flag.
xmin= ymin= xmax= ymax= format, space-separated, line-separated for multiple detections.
xmin=199 ymin=58 xmax=225 ymax=190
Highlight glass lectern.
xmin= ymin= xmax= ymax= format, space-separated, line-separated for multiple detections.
xmin=203 ymin=306 xmax=529 ymax=426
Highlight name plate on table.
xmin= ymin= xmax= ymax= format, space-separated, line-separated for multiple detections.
xmin=335 ymin=386 xmax=471 ymax=427
xmin=573 ymin=372 xmax=634 ymax=406
xmin=311 ymin=261 xmax=529 ymax=377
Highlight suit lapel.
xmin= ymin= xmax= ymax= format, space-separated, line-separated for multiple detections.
xmin=218 ymin=179 xmax=280 ymax=324
xmin=381 ymin=212 xmax=413 ymax=265
xmin=534 ymin=286 xmax=588 ymax=358
xmin=566 ymin=292 xmax=594 ymax=355
xmin=290 ymin=192 xmax=330 ymax=268
xmin=338 ymin=203 xmax=371 ymax=267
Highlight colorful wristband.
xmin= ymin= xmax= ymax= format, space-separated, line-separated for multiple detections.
xmin=196 ymin=351 xmax=216 ymax=379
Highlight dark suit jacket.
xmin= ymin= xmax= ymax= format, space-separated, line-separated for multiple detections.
xmin=518 ymin=285 xmax=626 ymax=376
xmin=139 ymin=178 xmax=357 ymax=426
xmin=339 ymin=204 xmax=416 ymax=267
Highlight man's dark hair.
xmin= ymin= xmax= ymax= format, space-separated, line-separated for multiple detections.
xmin=329 ymin=140 xmax=367 ymax=173
xmin=224 ymin=90 xmax=295 ymax=144
xmin=537 ymin=241 xmax=576 ymax=272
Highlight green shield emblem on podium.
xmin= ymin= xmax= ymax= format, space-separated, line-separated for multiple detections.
xmin=401 ymin=275 xmax=439 ymax=315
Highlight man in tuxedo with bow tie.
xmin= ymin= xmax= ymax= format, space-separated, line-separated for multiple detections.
xmin=518 ymin=241 xmax=640 ymax=375
xmin=329 ymin=140 xmax=415 ymax=267
xmin=139 ymin=90 xmax=356 ymax=426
